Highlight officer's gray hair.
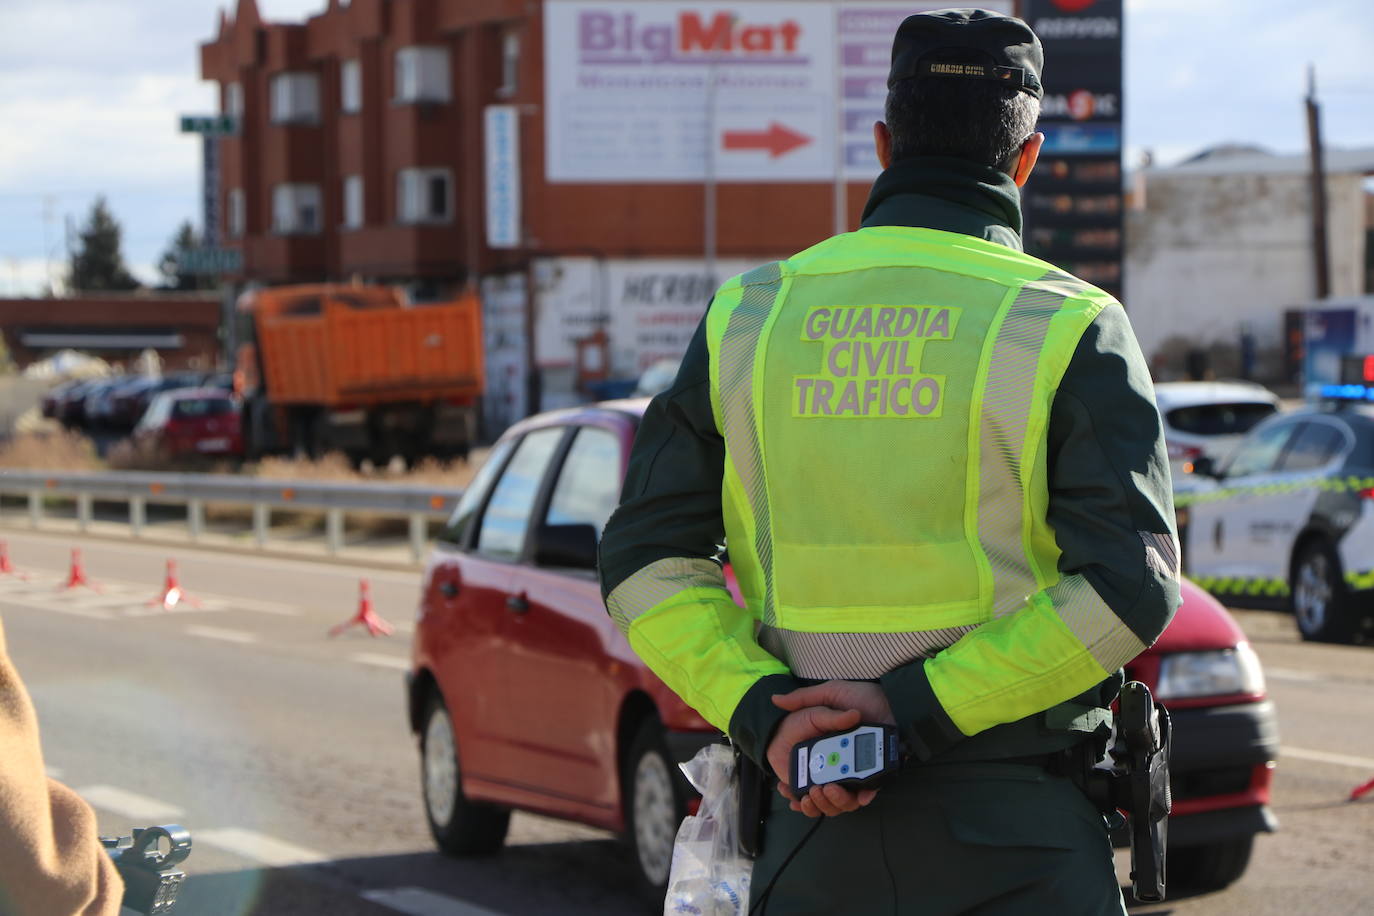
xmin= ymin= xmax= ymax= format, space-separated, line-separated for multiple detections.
xmin=884 ymin=80 xmax=1041 ymax=172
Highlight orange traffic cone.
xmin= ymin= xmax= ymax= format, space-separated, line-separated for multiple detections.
xmin=57 ymin=548 xmax=100 ymax=592
xmin=328 ymin=579 xmax=393 ymax=637
xmin=0 ymin=542 xmax=28 ymax=580
xmin=147 ymin=559 xmax=201 ymax=611
xmin=1351 ymin=776 xmax=1374 ymax=802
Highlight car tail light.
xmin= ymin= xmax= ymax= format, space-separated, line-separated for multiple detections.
xmin=1166 ymin=442 xmax=1204 ymax=462
xmin=1359 ymin=487 xmax=1374 ymax=501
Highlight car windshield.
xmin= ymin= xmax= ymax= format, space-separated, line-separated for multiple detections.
xmin=171 ymin=398 xmax=234 ymax=419
xmin=1166 ymin=402 xmax=1277 ymax=437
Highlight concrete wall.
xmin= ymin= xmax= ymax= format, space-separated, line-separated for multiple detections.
xmin=1124 ymin=169 xmax=1366 ymax=380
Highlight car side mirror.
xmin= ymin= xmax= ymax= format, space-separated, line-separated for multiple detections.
xmin=1187 ymin=456 xmax=1218 ymax=478
xmin=533 ymin=523 xmax=599 ymax=570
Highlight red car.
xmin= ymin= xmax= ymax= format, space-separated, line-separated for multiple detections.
xmin=407 ymin=400 xmax=1278 ymax=898
xmin=133 ymin=389 xmax=243 ymax=460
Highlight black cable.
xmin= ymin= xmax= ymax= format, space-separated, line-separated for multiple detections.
xmin=748 ymin=817 xmax=824 ymax=916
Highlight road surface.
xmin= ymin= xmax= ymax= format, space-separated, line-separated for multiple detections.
xmin=1 ymin=529 xmax=1371 ymax=915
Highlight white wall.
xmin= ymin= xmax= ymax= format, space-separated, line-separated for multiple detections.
xmin=1125 ymin=169 xmax=1366 ymax=375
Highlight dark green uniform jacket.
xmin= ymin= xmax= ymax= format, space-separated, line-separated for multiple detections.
xmin=599 ymin=156 xmax=1180 ymax=768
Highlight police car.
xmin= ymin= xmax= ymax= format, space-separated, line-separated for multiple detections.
xmin=1177 ymin=383 xmax=1374 ymax=643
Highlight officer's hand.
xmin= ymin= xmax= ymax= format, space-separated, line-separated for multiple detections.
xmin=765 ymin=705 xmax=879 ymax=818
xmin=772 ymin=680 xmax=897 ymax=728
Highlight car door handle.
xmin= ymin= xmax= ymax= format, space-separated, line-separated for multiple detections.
xmin=506 ymin=594 xmax=529 ymax=614
xmin=438 ymin=580 xmax=460 ymax=600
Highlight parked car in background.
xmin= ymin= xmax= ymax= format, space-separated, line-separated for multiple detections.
xmin=408 ymin=400 xmax=1278 ymax=901
xmin=56 ymin=378 xmax=106 ymax=427
xmin=106 ymin=376 xmax=164 ymax=430
xmin=1177 ymin=394 xmax=1374 ymax=643
xmin=41 ymin=379 xmax=83 ymax=419
xmin=133 ymin=389 xmax=243 ymax=461
xmin=1155 ymin=381 xmax=1281 ymax=478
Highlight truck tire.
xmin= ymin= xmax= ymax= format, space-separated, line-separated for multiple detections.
xmin=420 ymin=692 xmax=510 ymax=855
xmin=1170 ymin=836 xmax=1254 ymax=891
xmin=1291 ymin=539 xmax=1360 ymax=644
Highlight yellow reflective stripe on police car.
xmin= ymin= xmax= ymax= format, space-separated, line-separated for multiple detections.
xmin=1176 ymin=474 xmax=1374 ymax=507
xmin=1191 ymin=575 xmax=1290 ymax=597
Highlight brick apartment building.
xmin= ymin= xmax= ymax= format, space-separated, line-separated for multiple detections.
xmin=199 ymin=0 xmax=1116 ymax=428
xmin=200 ymin=0 xmax=888 ymax=426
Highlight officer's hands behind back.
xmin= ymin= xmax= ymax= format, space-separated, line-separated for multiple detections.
xmin=767 ymin=681 xmax=897 ymax=819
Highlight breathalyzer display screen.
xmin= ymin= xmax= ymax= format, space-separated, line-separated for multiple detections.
xmin=855 ymin=732 xmax=876 ymax=772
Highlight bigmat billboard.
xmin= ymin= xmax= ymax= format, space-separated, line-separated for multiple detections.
xmin=1022 ymin=0 xmax=1124 ymax=299
xmin=544 ymin=1 xmax=1011 ymax=183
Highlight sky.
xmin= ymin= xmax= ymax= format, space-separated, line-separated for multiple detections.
xmin=0 ymin=0 xmax=1370 ymax=295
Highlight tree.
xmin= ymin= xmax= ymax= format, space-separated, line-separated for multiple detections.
xmin=157 ymin=221 xmax=216 ymax=291
xmin=68 ymin=196 xmax=140 ymax=292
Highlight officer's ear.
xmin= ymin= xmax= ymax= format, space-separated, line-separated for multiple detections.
xmin=1011 ymin=132 xmax=1044 ymax=188
xmin=873 ymin=121 xmax=893 ymax=170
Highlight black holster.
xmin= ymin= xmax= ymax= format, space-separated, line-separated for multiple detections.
xmin=736 ymin=746 xmax=770 ymax=859
xmin=1059 ymin=681 xmax=1172 ymax=903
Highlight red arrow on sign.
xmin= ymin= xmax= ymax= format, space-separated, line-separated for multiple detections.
xmin=722 ymin=123 xmax=812 ymax=158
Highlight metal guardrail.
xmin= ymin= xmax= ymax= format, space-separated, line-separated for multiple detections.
xmin=0 ymin=469 xmax=463 ymax=563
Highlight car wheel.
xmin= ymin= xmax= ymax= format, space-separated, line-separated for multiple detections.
xmin=623 ymin=719 xmax=687 ymax=899
xmin=1171 ymin=836 xmax=1255 ymax=890
xmin=1291 ymin=540 xmax=1360 ymax=644
xmin=420 ymin=692 xmax=510 ymax=855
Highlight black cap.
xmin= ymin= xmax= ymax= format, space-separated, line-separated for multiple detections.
xmin=887 ymin=8 xmax=1044 ymax=99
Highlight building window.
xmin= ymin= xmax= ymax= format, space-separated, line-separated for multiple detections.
xmin=498 ymin=32 xmax=520 ymax=98
xmin=395 ymin=46 xmax=451 ymax=104
xmin=270 ymin=72 xmax=320 ymax=125
xmin=343 ymin=175 xmax=363 ymax=229
xmin=224 ymin=82 xmax=244 ymax=120
xmin=272 ymin=183 xmax=322 ymax=235
xmin=341 ymin=59 xmax=361 ymax=114
xmin=227 ymin=188 xmax=246 ymax=238
xmin=397 ymin=168 xmax=452 ymax=224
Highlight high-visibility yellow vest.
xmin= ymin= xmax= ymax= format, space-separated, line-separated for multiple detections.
xmin=610 ymin=226 xmax=1145 ymax=739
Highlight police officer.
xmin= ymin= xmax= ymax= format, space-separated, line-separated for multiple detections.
xmin=599 ymin=8 xmax=1178 ymax=914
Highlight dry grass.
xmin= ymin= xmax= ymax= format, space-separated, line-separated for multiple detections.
xmin=0 ymin=430 xmax=487 ymax=494
xmin=0 ymin=430 xmax=102 ymax=471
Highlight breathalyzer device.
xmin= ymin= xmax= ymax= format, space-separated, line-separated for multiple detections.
xmin=790 ymin=723 xmax=901 ymax=796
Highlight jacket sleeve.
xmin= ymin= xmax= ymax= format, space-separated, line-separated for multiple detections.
xmin=0 ymin=619 xmax=124 ymax=916
xmin=600 ymin=316 xmax=801 ymax=766
xmin=880 ymin=305 xmax=1182 ymax=759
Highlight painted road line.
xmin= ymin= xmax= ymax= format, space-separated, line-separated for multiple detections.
xmin=1266 ymin=667 xmax=1325 ymax=684
xmin=77 ymin=786 xmax=185 ymax=821
xmin=229 ymin=597 xmax=302 ymax=617
xmin=1282 ymin=746 xmax=1374 ymax=770
xmin=196 ymin=828 xmax=327 ymax=867
xmin=362 ymin=887 xmax=507 ymax=916
xmin=46 ymin=605 xmax=116 ymax=621
xmin=351 ymin=653 xmax=410 ymax=671
xmin=185 ymin=625 xmax=259 ymax=645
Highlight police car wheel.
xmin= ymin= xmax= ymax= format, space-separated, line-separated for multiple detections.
xmin=1291 ymin=540 xmax=1360 ymax=644
xmin=420 ymin=693 xmax=510 ymax=855
xmin=623 ymin=720 xmax=687 ymax=897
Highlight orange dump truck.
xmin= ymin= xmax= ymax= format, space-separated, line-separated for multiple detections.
xmin=235 ymin=284 xmax=484 ymax=464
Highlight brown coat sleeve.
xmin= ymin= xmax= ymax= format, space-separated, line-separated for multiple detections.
xmin=0 ymin=619 xmax=122 ymax=916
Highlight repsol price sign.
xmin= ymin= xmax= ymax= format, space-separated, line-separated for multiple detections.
xmin=1022 ymin=0 xmax=1124 ymax=297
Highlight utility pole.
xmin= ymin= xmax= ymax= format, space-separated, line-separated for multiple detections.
xmin=704 ymin=56 xmax=719 ymax=287
xmin=1305 ymin=64 xmax=1331 ymax=300
xmin=832 ymin=3 xmax=847 ymax=237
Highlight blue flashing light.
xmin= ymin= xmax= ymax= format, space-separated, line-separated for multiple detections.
xmin=1320 ymin=384 xmax=1374 ymax=401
